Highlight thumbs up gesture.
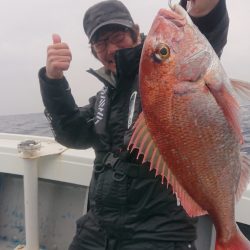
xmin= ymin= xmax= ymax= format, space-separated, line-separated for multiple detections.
xmin=46 ymin=34 xmax=72 ymax=79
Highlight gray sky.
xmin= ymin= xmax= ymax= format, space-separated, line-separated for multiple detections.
xmin=0 ymin=0 xmax=249 ymax=115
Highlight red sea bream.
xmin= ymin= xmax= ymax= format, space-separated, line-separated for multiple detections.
xmin=129 ymin=4 xmax=250 ymax=250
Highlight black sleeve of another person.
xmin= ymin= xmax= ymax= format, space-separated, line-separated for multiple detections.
xmin=180 ymin=0 xmax=229 ymax=58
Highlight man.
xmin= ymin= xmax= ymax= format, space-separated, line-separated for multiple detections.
xmin=39 ymin=0 xmax=229 ymax=249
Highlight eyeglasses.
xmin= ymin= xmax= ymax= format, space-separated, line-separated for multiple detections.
xmin=92 ymin=29 xmax=129 ymax=53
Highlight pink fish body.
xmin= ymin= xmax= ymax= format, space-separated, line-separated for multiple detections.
xmin=129 ymin=4 xmax=250 ymax=250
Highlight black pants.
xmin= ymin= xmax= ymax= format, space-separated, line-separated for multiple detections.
xmin=68 ymin=211 xmax=196 ymax=250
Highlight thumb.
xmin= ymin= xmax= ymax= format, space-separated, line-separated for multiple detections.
xmin=52 ymin=33 xmax=61 ymax=44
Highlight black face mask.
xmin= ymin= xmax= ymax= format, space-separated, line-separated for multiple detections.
xmin=114 ymin=39 xmax=144 ymax=82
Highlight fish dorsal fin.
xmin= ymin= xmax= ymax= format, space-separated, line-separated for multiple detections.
xmin=236 ymin=153 xmax=250 ymax=202
xmin=128 ymin=112 xmax=207 ymax=217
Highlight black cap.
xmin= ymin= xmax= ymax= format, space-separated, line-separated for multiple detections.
xmin=83 ymin=0 xmax=134 ymax=42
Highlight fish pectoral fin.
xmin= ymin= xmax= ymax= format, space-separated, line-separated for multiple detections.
xmin=205 ymin=80 xmax=243 ymax=144
xmin=235 ymin=153 xmax=250 ymax=202
xmin=128 ymin=112 xmax=207 ymax=217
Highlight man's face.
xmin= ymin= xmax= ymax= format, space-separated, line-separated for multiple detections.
xmin=91 ymin=26 xmax=140 ymax=74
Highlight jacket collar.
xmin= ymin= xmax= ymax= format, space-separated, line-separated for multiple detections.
xmin=87 ymin=38 xmax=144 ymax=89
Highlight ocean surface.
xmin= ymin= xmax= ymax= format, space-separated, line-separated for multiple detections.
xmin=0 ymin=112 xmax=53 ymax=137
xmin=0 ymin=106 xmax=249 ymax=151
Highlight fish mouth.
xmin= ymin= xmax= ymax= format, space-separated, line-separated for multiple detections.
xmin=158 ymin=9 xmax=186 ymax=27
xmin=158 ymin=4 xmax=193 ymax=27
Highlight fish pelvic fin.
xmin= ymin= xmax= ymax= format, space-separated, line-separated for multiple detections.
xmin=235 ymin=153 xmax=250 ymax=202
xmin=128 ymin=112 xmax=207 ymax=217
xmin=231 ymin=78 xmax=250 ymax=103
xmin=215 ymin=226 xmax=250 ymax=250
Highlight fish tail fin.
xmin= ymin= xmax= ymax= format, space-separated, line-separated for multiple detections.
xmin=215 ymin=227 xmax=250 ymax=250
xmin=231 ymin=78 xmax=250 ymax=102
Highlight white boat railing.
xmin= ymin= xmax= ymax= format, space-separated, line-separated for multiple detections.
xmin=0 ymin=133 xmax=94 ymax=250
xmin=0 ymin=132 xmax=249 ymax=250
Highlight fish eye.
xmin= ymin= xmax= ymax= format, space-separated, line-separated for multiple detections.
xmin=153 ymin=44 xmax=170 ymax=62
xmin=159 ymin=47 xmax=169 ymax=56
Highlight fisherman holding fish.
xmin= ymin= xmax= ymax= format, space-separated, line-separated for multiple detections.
xmin=39 ymin=0 xmax=232 ymax=249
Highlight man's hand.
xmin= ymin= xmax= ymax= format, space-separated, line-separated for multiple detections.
xmin=46 ymin=34 xmax=72 ymax=79
xmin=187 ymin=0 xmax=220 ymax=17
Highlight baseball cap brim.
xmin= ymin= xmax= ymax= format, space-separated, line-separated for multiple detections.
xmin=89 ymin=19 xmax=134 ymax=42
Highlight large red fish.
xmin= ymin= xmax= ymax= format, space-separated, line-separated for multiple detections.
xmin=129 ymin=3 xmax=250 ymax=250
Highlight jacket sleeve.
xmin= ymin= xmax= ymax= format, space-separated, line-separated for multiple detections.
xmin=181 ymin=0 xmax=229 ymax=58
xmin=38 ymin=67 xmax=96 ymax=149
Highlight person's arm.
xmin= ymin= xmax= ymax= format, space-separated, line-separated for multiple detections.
xmin=39 ymin=67 xmax=96 ymax=149
xmin=180 ymin=0 xmax=229 ymax=57
xmin=39 ymin=33 xmax=96 ymax=149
